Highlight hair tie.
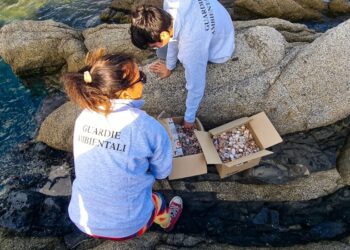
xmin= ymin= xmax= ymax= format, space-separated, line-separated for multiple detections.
xmin=84 ymin=71 xmax=92 ymax=83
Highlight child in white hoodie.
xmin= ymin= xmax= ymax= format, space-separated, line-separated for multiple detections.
xmin=130 ymin=0 xmax=235 ymax=128
xmin=63 ymin=49 xmax=183 ymax=240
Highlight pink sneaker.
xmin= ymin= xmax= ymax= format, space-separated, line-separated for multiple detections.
xmin=164 ymin=196 xmax=183 ymax=232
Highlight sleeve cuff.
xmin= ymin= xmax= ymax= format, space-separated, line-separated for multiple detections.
xmin=155 ymin=168 xmax=172 ymax=180
xmin=166 ymin=62 xmax=176 ymax=71
xmin=184 ymin=115 xmax=196 ymax=123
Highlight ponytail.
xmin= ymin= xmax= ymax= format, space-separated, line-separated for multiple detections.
xmin=62 ymin=49 xmax=137 ymax=115
xmin=85 ymin=48 xmax=105 ymax=67
xmin=62 ymin=71 xmax=111 ymax=115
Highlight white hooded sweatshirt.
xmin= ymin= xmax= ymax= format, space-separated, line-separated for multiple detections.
xmin=164 ymin=0 xmax=235 ymax=123
xmin=68 ymin=99 xmax=172 ymax=238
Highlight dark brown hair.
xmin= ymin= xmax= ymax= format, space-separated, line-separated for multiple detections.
xmin=130 ymin=5 xmax=172 ymax=50
xmin=62 ymin=49 xmax=138 ymax=115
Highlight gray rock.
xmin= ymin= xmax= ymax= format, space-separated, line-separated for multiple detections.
xmin=238 ymin=116 xmax=350 ymax=184
xmin=235 ymin=18 xmax=322 ymax=43
xmin=0 ymin=190 xmax=73 ymax=236
xmin=36 ymin=19 xmax=350 ymax=151
xmin=106 ymin=0 xmax=347 ymax=22
xmin=36 ymin=25 xmax=287 ymax=151
xmin=155 ymin=169 xmax=344 ymax=202
xmin=142 ymin=20 xmax=350 ymax=134
xmin=102 ymin=0 xmax=163 ymax=24
xmin=329 ymin=0 xmax=350 ymax=14
xmin=89 ymin=224 xmax=350 ymax=249
xmin=0 ymin=20 xmax=154 ymax=79
xmin=100 ymin=8 xmax=131 ymax=24
xmin=279 ymin=241 xmax=350 ymax=250
xmin=279 ymin=30 xmax=321 ymax=43
xmin=104 ymin=240 xmax=350 ymax=250
xmin=92 ymin=232 xmax=161 ymax=250
xmin=0 ymin=233 xmax=66 ymax=250
xmin=36 ymin=101 xmax=81 ymax=152
xmin=110 ymin=0 xmax=162 ymax=11
xmin=171 ymin=234 xmax=205 ymax=247
xmin=233 ymin=0 xmax=326 ymax=21
xmin=235 ymin=18 xmax=314 ymax=33
xmin=1 ymin=230 xmax=350 ymax=250
xmin=0 ymin=191 xmax=44 ymax=232
xmin=338 ymin=136 xmax=350 ymax=185
xmin=0 ymin=20 xmax=86 ymax=77
xmin=343 ymin=234 xmax=350 ymax=245
xmin=1 ymin=142 xmax=350 ymax=246
xmin=35 ymin=91 xmax=68 ymax=127
xmin=39 ymin=163 xmax=72 ymax=197
xmin=82 ymin=23 xmax=154 ymax=63
xmin=264 ymin=19 xmax=350 ymax=134
xmin=4 ymin=187 xmax=350 ymax=247
xmin=142 ymin=25 xmax=287 ymax=130
xmin=1 ymin=141 xmax=69 ymax=192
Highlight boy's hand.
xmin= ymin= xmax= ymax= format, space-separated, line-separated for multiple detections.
xmin=149 ymin=61 xmax=172 ymax=79
xmin=183 ymin=121 xmax=195 ymax=129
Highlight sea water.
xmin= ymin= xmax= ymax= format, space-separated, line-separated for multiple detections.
xmin=0 ymin=0 xmax=111 ymax=166
xmin=0 ymin=59 xmax=45 ymax=158
xmin=0 ymin=0 xmax=111 ymax=28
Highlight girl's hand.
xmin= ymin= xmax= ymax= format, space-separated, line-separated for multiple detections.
xmin=149 ymin=61 xmax=172 ymax=79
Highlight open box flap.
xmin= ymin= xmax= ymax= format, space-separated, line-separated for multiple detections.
xmin=170 ymin=154 xmax=207 ymax=180
xmin=224 ymin=149 xmax=273 ymax=167
xmin=209 ymin=117 xmax=251 ymax=136
xmin=194 ymin=131 xmax=222 ymax=165
xmin=248 ymin=112 xmax=283 ymax=149
xmin=216 ymin=158 xmax=261 ymax=179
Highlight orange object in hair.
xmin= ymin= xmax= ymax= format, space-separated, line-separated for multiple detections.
xmin=160 ymin=31 xmax=171 ymax=46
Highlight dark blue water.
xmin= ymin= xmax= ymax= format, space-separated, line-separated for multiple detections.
xmin=36 ymin=0 xmax=111 ymax=29
xmin=0 ymin=0 xmax=111 ymax=29
xmin=0 ymin=59 xmax=46 ymax=157
xmin=0 ymin=1 xmax=110 ymax=164
xmin=302 ymin=15 xmax=350 ymax=32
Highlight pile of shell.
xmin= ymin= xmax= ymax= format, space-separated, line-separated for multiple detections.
xmin=213 ymin=125 xmax=260 ymax=163
xmin=175 ymin=124 xmax=202 ymax=156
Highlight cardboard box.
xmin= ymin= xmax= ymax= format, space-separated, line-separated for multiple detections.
xmin=195 ymin=112 xmax=283 ymax=179
xmin=159 ymin=117 xmax=207 ymax=180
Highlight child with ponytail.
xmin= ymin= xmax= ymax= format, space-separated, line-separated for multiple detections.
xmin=63 ymin=49 xmax=183 ymax=240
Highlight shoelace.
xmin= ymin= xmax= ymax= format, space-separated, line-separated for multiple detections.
xmin=170 ymin=204 xmax=180 ymax=218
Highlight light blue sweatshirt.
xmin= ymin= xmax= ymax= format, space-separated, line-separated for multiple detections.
xmin=164 ymin=0 xmax=235 ymax=123
xmin=68 ymin=99 xmax=172 ymax=238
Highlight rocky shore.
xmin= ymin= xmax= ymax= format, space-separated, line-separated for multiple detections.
xmin=100 ymin=0 xmax=350 ymax=24
xmin=0 ymin=14 xmax=349 ymax=250
xmin=1 ymin=18 xmax=344 ymax=147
